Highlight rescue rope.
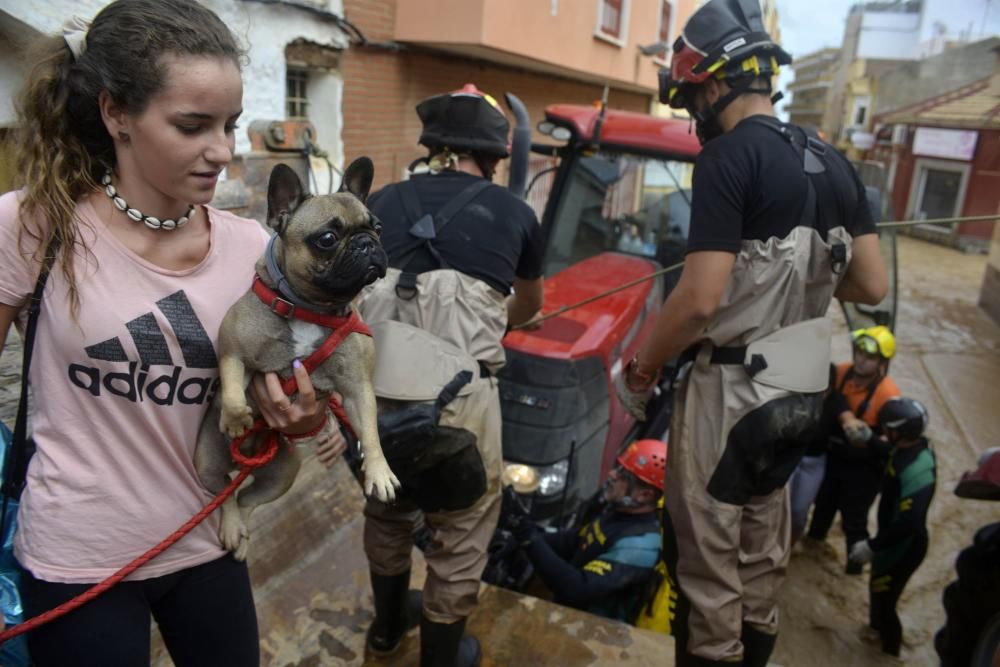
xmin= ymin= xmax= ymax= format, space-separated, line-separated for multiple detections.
xmin=510 ymin=213 xmax=1000 ymax=331
xmin=875 ymin=212 xmax=1000 ymax=229
xmin=510 ymin=261 xmax=685 ymax=331
xmin=0 ymin=420 xmax=280 ymax=646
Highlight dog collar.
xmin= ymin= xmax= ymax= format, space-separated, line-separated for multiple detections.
xmin=263 ymin=234 xmax=345 ymax=314
xmin=264 ymin=234 xmax=358 ymax=317
xmin=252 ymin=276 xmax=360 ymax=327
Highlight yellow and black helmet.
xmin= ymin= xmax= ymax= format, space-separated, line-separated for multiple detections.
xmin=852 ymin=325 xmax=896 ymax=360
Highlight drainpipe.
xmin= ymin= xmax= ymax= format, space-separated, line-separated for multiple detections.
xmin=505 ymin=92 xmax=531 ymax=199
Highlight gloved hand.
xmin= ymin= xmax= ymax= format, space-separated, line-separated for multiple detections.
xmin=510 ymin=517 xmax=538 ymax=547
xmin=615 ymin=373 xmax=649 ymax=421
xmin=849 ymin=540 xmax=874 ymax=565
xmin=844 ymin=421 xmax=873 ymax=447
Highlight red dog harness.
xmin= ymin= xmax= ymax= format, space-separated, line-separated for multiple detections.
xmin=251 ymin=275 xmax=372 ymax=440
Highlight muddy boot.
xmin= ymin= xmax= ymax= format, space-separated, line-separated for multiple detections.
xmin=419 ymin=615 xmax=481 ymax=667
xmin=367 ymin=571 xmax=422 ymax=656
xmin=741 ymin=623 xmax=776 ymax=667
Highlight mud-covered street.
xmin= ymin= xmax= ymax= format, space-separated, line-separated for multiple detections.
xmin=774 ymin=234 xmax=1000 ymax=667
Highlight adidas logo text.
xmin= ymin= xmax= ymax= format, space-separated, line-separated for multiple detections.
xmin=68 ymin=362 xmax=220 ymax=406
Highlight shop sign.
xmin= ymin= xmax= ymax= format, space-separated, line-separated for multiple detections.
xmin=913 ymin=127 xmax=978 ymax=161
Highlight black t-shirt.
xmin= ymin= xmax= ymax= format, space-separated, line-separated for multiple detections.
xmin=367 ymin=171 xmax=544 ymax=295
xmin=686 ymin=115 xmax=877 ymax=254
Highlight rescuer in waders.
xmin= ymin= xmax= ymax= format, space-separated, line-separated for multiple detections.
xmin=614 ymin=0 xmax=889 ymax=664
xmin=351 ymin=85 xmax=544 ymax=667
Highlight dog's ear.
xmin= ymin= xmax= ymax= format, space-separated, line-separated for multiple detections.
xmin=267 ymin=164 xmax=307 ymax=234
xmin=338 ymin=157 xmax=374 ymax=204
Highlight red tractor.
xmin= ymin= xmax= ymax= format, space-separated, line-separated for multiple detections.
xmin=493 ymin=102 xmax=700 ymax=536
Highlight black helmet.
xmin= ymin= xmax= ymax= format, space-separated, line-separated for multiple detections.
xmin=660 ymin=0 xmax=791 ymax=109
xmin=878 ymin=397 xmax=929 ymax=442
xmin=416 ymin=84 xmax=510 ymax=158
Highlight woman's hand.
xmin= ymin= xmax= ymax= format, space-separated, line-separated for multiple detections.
xmin=250 ymin=360 xmax=327 ymax=436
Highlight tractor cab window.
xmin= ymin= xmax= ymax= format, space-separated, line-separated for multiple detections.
xmin=543 ymin=151 xmax=695 ymax=283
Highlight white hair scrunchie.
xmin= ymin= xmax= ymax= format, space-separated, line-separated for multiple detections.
xmin=62 ymin=15 xmax=91 ymax=60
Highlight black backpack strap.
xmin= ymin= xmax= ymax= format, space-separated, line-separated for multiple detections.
xmin=392 ymin=179 xmax=492 ymax=299
xmin=1 ymin=240 xmax=59 ymax=537
xmin=394 ymin=179 xmax=492 ymax=271
xmin=748 ymin=117 xmax=845 ymax=262
xmin=395 ymin=179 xmax=425 ymax=226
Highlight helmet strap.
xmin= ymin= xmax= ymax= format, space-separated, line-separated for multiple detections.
xmin=692 ymin=76 xmax=773 ymax=144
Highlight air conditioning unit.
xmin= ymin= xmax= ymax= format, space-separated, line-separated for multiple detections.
xmin=891 ymin=124 xmax=908 ymax=145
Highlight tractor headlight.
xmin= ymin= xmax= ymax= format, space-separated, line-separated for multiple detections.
xmin=537 ymin=460 xmax=570 ymax=497
xmin=501 ymin=463 xmax=540 ymax=494
xmin=501 ymin=459 xmax=570 ymax=497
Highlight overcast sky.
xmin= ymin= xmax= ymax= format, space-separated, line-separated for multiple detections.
xmin=772 ymin=0 xmax=1000 ymax=118
xmin=775 ymin=0 xmax=1000 ymax=60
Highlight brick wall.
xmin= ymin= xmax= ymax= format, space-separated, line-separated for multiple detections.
xmin=341 ymin=0 xmax=653 ymax=189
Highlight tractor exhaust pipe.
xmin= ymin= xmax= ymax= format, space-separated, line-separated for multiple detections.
xmin=505 ymin=92 xmax=530 ymax=199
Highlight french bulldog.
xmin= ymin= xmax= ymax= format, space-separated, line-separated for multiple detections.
xmin=194 ymin=157 xmax=400 ymax=561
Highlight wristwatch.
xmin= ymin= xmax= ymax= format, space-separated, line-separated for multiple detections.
xmin=625 ymin=354 xmax=657 ymax=392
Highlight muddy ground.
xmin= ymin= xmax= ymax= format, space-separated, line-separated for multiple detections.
xmin=772 ymin=235 xmax=1000 ymax=667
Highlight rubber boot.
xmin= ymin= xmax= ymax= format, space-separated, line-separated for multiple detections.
xmin=419 ymin=615 xmax=482 ymax=667
xmin=367 ymin=570 xmax=421 ymax=656
xmin=741 ymin=623 xmax=777 ymax=667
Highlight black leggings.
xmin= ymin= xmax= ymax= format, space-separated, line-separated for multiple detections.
xmin=870 ymin=535 xmax=927 ymax=657
xmin=808 ymin=455 xmax=882 ymax=552
xmin=19 ymin=554 xmax=259 ymax=667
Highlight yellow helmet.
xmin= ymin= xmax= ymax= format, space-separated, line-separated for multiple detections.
xmin=852 ymin=325 xmax=896 ymax=360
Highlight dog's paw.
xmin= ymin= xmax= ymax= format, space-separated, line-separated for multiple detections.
xmin=219 ymin=512 xmax=250 ymax=560
xmin=363 ymin=458 xmax=401 ymax=503
xmin=220 ymin=403 xmax=254 ymax=439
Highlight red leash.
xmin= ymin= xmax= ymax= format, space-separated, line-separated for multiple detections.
xmin=0 ymin=421 xmax=279 ymax=646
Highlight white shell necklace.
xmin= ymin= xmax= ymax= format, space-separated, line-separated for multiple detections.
xmin=102 ymin=171 xmax=194 ymax=230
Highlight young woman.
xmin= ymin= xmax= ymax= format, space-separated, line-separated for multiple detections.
xmin=0 ymin=1 xmax=336 ymax=663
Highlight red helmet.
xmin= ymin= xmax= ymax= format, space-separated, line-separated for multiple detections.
xmin=617 ymin=439 xmax=667 ymax=491
xmin=659 ymin=0 xmax=791 ymax=108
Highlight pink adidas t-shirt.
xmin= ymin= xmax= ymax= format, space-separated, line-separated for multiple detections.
xmin=0 ymin=191 xmax=269 ymax=583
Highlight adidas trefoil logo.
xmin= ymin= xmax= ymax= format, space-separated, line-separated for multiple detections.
xmin=68 ymin=290 xmax=220 ymax=406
